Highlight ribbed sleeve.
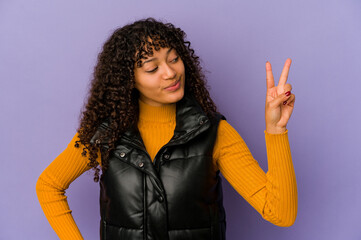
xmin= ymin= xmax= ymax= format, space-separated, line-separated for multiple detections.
xmin=35 ymin=132 xmax=99 ymax=239
xmin=214 ymin=120 xmax=297 ymax=226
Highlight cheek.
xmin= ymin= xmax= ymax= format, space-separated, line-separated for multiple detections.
xmin=134 ymin=72 xmax=152 ymax=89
xmin=146 ymin=78 xmax=161 ymax=90
xmin=136 ymin=76 xmax=161 ymax=93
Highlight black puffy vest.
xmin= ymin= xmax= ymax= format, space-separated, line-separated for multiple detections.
xmin=90 ymin=95 xmax=227 ymax=240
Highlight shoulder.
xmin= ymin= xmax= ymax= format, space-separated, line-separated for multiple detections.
xmin=215 ymin=119 xmax=249 ymax=149
xmin=217 ymin=119 xmax=239 ymax=138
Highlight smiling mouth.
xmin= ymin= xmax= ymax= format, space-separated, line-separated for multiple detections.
xmin=165 ymin=77 xmax=181 ymax=89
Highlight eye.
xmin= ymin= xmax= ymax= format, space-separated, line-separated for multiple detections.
xmin=171 ymin=56 xmax=179 ymax=63
xmin=146 ymin=67 xmax=158 ymax=73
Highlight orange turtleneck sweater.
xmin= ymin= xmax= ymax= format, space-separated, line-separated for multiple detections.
xmin=36 ymin=99 xmax=297 ymax=239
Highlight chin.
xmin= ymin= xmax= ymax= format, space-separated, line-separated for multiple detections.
xmin=173 ymin=89 xmax=185 ymax=103
xmin=165 ymin=90 xmax=184 ymax=104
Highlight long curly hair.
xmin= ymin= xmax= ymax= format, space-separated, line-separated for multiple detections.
xmin=75 ymin=17 xmax=218 ymax=182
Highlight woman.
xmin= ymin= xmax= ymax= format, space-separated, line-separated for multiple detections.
xmin=36 ymin=17 xmax=297 ymax=239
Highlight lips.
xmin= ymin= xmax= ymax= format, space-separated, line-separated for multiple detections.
xmin=165 ymin=78 xmax=180 ymax=89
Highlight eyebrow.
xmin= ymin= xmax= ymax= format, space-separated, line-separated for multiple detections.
xmin=142 ymin=47 xmax=173 ymax=65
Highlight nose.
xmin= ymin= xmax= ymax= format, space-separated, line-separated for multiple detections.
xmin=163 ymin=63 xmax=177 ymax=80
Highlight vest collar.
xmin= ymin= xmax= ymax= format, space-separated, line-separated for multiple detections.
xmin=121 ymin=94 xmax=210 ymax=151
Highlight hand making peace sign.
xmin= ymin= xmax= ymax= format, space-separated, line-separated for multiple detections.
xmin=265 ymin=58 xmax=296 ymax=134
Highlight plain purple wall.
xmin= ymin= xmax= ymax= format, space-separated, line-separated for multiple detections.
xmin=1 ymin=0 xmax=360 ymax=239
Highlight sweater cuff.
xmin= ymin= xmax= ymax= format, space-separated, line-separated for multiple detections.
xmin=264 ymin=129 xmax=289 ymax=152
xmin=264 ymin=129 xmax=288 ymax=136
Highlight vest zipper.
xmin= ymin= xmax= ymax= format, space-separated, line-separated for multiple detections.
xmin=115 ymin=139 xmax=165 ymax=196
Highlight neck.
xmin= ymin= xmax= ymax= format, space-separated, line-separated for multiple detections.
xmin=138 ymin=98 xmax=176 ymax=123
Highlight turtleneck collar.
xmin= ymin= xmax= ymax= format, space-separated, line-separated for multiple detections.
xmin=138 ymin=98 xmax=176 ymax=123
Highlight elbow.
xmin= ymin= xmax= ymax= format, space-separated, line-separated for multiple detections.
xmin=262 ymin=205 xmax=298 ymax=227
xmin=264 ymin=213 xmax=297 ymax=227
xmin=35 ymin=172 xmax=50 ymax=198
xmin=273 ymin=215 xmax=297 ymax=227
xmin=276 ymin=210 xmax=298 ymax=227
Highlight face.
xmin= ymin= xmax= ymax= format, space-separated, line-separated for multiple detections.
xmin=134 ymin=47 xmax=185 ymax=107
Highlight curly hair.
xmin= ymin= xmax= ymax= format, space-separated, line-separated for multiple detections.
xmin=75 ymin=17 xmax=218 ymax=182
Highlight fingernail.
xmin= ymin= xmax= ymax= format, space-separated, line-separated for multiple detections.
xmin=285 ymin=91 xmax=291 ymax=96
xmin=283 ymin=101 xmax=287 ymax=105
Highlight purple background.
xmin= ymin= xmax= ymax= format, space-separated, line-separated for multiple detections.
xmin=1 ymin=0 xmax=361 ymax=239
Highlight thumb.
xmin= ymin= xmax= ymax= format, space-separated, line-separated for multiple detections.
xmin=272 ymin=91 xmax=291 ymax=107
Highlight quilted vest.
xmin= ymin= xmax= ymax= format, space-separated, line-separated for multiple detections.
xmin=90 ymin=95 xmax=227 ymax=240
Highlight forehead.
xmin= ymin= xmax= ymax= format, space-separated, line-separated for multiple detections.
xmin=135 ymin=43 xmax=173 ymax=68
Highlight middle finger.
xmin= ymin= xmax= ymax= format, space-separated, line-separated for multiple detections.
xmin=278 ymin=58 xmax=292 ymax=86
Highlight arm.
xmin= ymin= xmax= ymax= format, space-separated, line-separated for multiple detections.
xmin=213 ymin=120 xmax=297 ymax=227
xmin=35 ymin=132 xmax=100 ymax=239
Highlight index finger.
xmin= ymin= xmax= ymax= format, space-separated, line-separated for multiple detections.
xmin=266 ymin=61 xmax=275 ymax=89
xmin=278 ymin=58 xmax=292 ymax=86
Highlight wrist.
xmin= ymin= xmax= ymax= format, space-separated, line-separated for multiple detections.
xmin=266 ymin=126 xmax=287 ymax=134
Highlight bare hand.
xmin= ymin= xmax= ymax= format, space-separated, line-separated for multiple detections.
xmin=265 ymin=58 xmax=295 ymax=134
